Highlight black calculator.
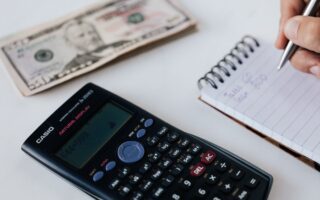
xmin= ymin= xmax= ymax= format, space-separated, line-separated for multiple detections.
xmin=22 ymin=83 xmax=272 ymax=200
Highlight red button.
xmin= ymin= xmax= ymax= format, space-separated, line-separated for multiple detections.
xmin=201 ymin=150 xmax=216 ymax=165
xmin=190 ymin=163 xmax=206 ymax=177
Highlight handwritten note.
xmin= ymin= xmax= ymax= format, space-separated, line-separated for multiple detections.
xmin=201 ymin=41 xmax=320 ymax=164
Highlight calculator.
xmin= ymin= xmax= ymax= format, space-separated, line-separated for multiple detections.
xmin=22 ymin=83 xmax=272 ymax=200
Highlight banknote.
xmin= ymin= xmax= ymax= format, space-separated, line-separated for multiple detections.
xmin=0 ymin=0 xmax=196 ymax=96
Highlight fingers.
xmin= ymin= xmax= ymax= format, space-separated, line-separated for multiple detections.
xmin=284 ymin=16 xmax=320 ymax=53
xmin=275 ymin=0 xmax=305 ymax=49
xmin=276 ymin=0 xmax=320 ymax=78
xmin=290 ymin=48 xmax=320 ymax=77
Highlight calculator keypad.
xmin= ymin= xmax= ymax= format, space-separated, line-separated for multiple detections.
xmin=92 ymin=118 xmax=270 ymax=200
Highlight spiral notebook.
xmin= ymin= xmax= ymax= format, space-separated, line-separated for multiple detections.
xmin=198 ymin=36 xmax=320 ymax=170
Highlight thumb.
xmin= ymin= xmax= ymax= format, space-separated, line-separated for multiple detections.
xmin=284 ymin=16 xmax=320 ymax=53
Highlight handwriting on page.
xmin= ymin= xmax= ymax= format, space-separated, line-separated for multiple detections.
xmin=242 ymin=73 xmax=268 ymax=89
xmin=213 ymin=44 xmax=320 ymax=163
xmin=202 ymin=43 xmax=320 ymax=163
xmin=223 ymin=72 xmax=268 ymax=103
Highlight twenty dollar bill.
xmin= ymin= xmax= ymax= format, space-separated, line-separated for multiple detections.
xmin=0 ymin=0 xmax=196 ymax=96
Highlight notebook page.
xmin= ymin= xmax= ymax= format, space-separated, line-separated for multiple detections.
xmin=201 ymin=40 xmax=320 ymax=164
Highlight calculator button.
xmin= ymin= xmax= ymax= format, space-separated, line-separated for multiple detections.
xmin=158 ymin=157 xmax=173 ymax=169
xmin=157 ymin=126 xmax=169 ymax=137
xmin=136 ymin=129 xmax=146 ymax=138
xmin=209 ymin=194 xmax=224 ymax=200
xmin=236 ymin=189 xmax=250 ymax=200
xmin=215 ymin=161 xmax=229 ymax=172
xmin=195 ymin=187 xmax=208 ymax=198
xmin=170 ymin=193 xmax=183 ymax=200
xmin=118 ymin=167 xmax=130 ymax=178
xmin=161 ymin=175 xmax=175 ymax=187
xmin=190 ymin=163 xmax=206 ymax=177
xmin=119 ymin=185 xmax=132 ymax=196
xmin=220 ymin=182 xmax=234 ymax=193
xmin=177 ymin=138 xmax=190 ymax=149
xmin=167 ymin=132 xmax=180 ymax=143
xmin=139 ymin=180 xmax=153 ymax=192
xmin=178 ymin=154 xmax=193 ymax=165
xmin=108 ymin=178 xmax=121 ymax=190
xmin=152 ymin=187 xmax=165 ymax=198
xmin=117 ymin=141 xmax=145 ymax=164
xmin=170 ymin=164 xmax=184 ymax=176
xmin=231 ymin=168 xmax=245 ymax=180
xmin=92 ymin=171 xmax=104 ymax=182
xmin=148 ymin=152 xmax=162 ymax=163
xmin=129 ymin=174 xmax=142 ymax=185
xmin=245 ymin=176 xmax=260 ymax=188
xmin=144 ymin=118 xmax=154 ymax=127
xmin=168 ymin=147 xmax=182 ymax=158
xmin=131 ymin=192 xmax=143 ymax=200
xmin=187 ymin=144 xmax=202 ymax=155
xmin=139 ymin=162 xmax=152 ymax=174
xmin=179 ymin=178 xmax=193 ymax=190
xmin=151 ymin=169 xmax=163 ymax=180
xmin=146 ymin=136 xmax=160 ymax=146
xmin=206 ymin=173 xmax=219 ymax=185
xmin=200 ymin=150 xmax=216 ymax=165
xmin=105 ymin=161 xmax=116 ymax=172
xmin=157 ymin=141 xmax=171 ymax=152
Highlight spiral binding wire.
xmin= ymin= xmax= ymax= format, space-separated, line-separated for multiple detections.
xmin=198 ymin=36 xmax=260 ymax=90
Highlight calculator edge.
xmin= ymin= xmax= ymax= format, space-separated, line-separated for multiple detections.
xmin=21 ymin=83 xmax=115 ymax=200
xmin=21 ymin=83 xmax=273 ymax=200
xmin=185 ymin=132 xmax=273 ymax=199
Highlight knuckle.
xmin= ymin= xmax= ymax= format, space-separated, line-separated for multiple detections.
xmin=291 ymin=61 xmax=306 ymax=72
xmin=302 ymin=21 xmax=320 ymax=52
xmin=290 ymin=51 xmax=310 ymax=72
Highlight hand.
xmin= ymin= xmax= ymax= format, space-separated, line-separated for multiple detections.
xmin=275 ymin=0 xmax=320 ymax=78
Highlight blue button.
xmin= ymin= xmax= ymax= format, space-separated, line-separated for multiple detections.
xmin=92 ymin=171 xmax=104 ymax=182
xmin=105 ymin=161 xmax=116 ymax=172
xmin=118 ymin=141 xmax=145 ymax=164
xmin=144 ymin=119 xmax=154 ymax=127
xmin=136 ymin=129 xmax=146 ymax=138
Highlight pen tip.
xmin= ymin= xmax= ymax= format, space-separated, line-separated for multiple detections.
xmin=277 ymin=64 xmax=282 ymax=71
xmin=277 ymin=59 xmax=286 ymax=71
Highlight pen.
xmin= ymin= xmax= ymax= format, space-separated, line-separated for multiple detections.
xmin=277 ymin=0 xmax=320 ymax=70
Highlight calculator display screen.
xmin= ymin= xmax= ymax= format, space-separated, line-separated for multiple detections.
xmin=56 ymin=102 xmax=132 ymax=169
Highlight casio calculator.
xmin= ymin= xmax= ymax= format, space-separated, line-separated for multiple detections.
xmin=22 ymin=83 xmax=272 ymax=200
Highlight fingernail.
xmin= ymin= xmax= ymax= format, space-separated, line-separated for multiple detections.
xmin=310 ymin=66 xmax=320 ymax=78
xmin=284 ymin=18 xmax=300 ymax=39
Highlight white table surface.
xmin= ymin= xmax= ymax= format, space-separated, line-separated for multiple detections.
xmin=0 ymin=0 xmax=320 ymax=199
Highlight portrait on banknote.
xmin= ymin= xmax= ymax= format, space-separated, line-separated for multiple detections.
xmin=0 ymin=0 xmax=196 ymax=95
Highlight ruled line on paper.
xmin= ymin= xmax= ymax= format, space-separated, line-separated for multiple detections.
xmin=262 ymin=76 xmax=314 ymax=127
xmin=200 ymin=39 xmax=320 ymax=163
xmin=291 ymin=102 xmax=320 ymax=142
xmin=251 ymin=73 xmax=303 ymax=123
xmin=243 ymin=67 xmax=295 ymax=118
xmin=271 ymin=83 xmax=320 ymax=132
